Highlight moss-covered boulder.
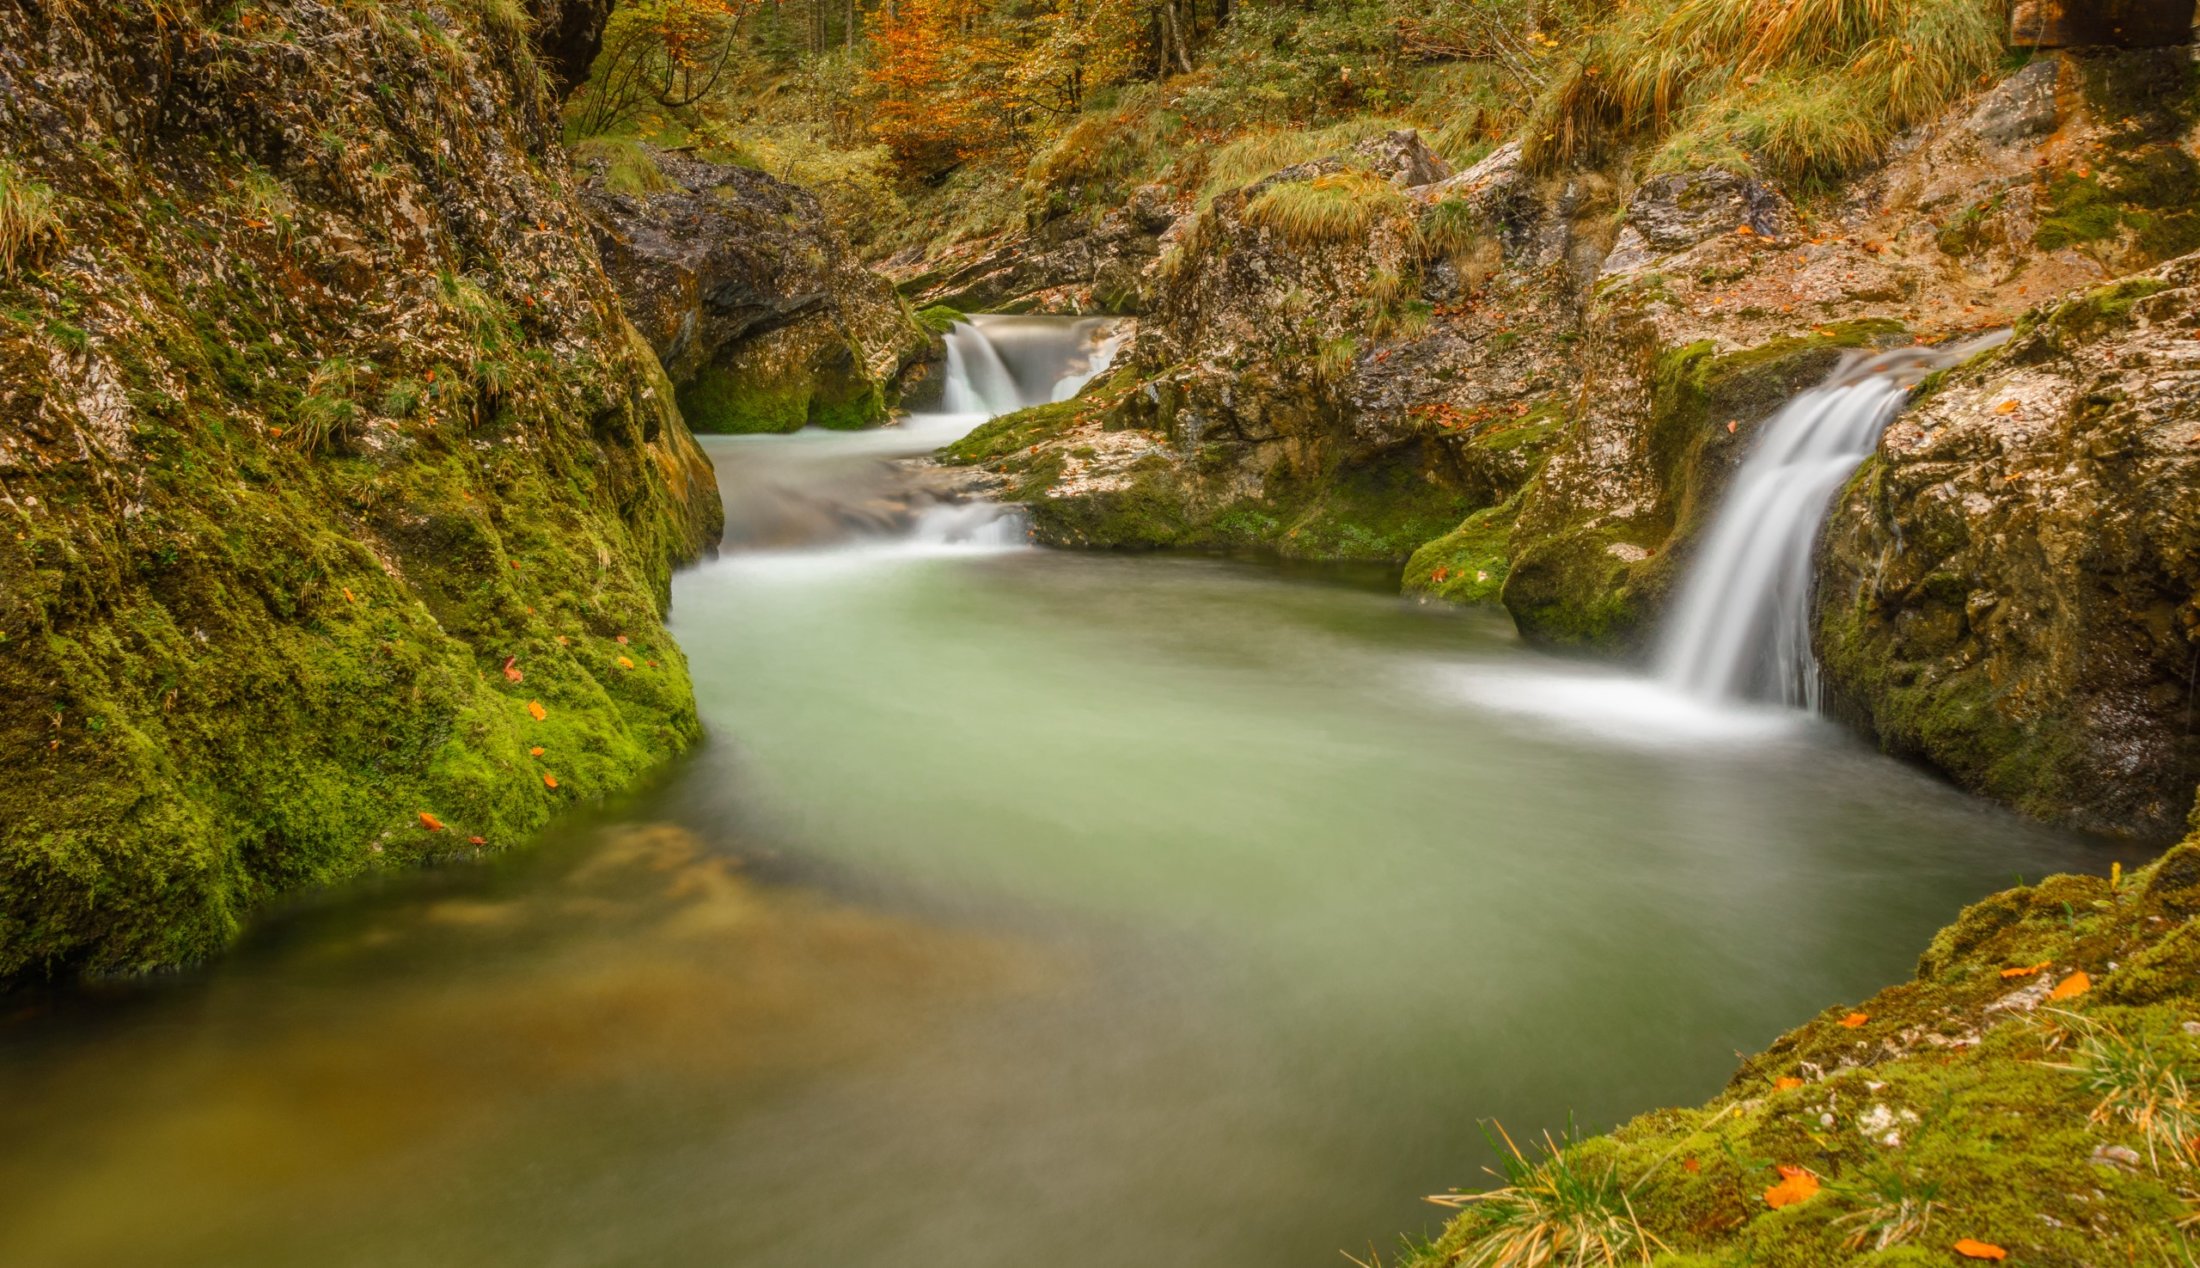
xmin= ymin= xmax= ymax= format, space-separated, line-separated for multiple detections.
xmin=0 ymin=1 xmax=722 ymax=981
xmin=1817 ymin=259 xmax=2200 ymax=842
xmin=1407 ymin=839 xmax=2200 ymax=1267
xmin=579 ymin=144 xmax=928 ymax=433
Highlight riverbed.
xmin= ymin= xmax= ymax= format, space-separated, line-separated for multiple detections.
xmin=0 ymin=389 xmax=2126 ymax=1268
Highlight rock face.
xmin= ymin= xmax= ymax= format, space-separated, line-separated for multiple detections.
xmin=525 ymin=0 xmax=613 ymax=95
xmin=1818 ymin=266 xmax=2200 ymax=840
xmin=889 ymin=183 xmax=1181 ymax=315
xmin=580 ymin=148 xmax=929 ymax=433
xmin=0 ymin=1 xmax=722 ymax=979
xmin=2012 ymin=0 xmax=2196 ymax=47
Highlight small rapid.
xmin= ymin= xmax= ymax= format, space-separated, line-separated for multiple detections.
xmin=718 ymin=315 xmax=1124 ymax=556
xmin=1656 ymin=336 xmax=2007 ymax=708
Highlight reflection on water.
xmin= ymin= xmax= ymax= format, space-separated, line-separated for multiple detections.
xmin=0 ymin=424 xmax=2137 ymax=1268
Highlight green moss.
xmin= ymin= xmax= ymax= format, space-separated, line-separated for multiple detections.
xmin=1403 ymin=497 xmax=1520 ymax=605
xmin=677 ymin=351 xmax=889 ymax=434
xmin=1407 ymin=842 xmax=2200 ymax=1268
xmin=913 ymin=303 xmax=966 ymax=336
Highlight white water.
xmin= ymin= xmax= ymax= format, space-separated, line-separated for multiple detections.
xmin=1656 ymin=337 xmax=2006 ymax=708
xmin=941 ymin=315 xmax=1127 ymax=414
xmin=718 ymin=315 xmax=1126 ymax=559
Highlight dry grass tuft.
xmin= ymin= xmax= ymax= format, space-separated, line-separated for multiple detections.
xmin=1243 ymin=169 xmax=1413 ymax=247
xmin=0 ymin=161 xmax=65 ymax=278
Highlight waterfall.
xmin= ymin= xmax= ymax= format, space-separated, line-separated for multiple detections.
xmin=939 ymin=315 xmax=1126 ymax=415
xmin=1656 ymin=336 xmax=2007 ymax=708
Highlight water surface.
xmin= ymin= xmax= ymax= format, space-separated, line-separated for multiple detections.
xmin=0 ymin=414 xmax=2126 ymax=1268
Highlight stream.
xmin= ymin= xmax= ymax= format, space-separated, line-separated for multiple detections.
xmin=0 ymin=322 xmax=2129 ymax=1268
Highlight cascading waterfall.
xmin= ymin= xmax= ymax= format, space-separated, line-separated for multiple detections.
xmin=1656 ymin=335 xmax=2007 ymax=708
xmin=940 ymin=315 xmax=1127 ymax=415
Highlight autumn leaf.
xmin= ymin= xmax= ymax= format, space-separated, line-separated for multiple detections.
xmin=615 ymin=634 xmax=630 ymax=645
xmin=1839 ymin=1012 xmax=1870 ymax=1028
xmin=468 ymin=835 xmax=486 ymax=845
xmin=1774 ymin=1076 xmax=1805 ymax=1091
xmin=1763 ymin=1166 xmax=1820 ymax=1209
xmin=502 ymin=656 xmax=523 ymax=684
xmin=1681 ymin=1157 xmax=1701 ymax=1173
xmin=2047 ymin=970 xmax=2091 ymax=1001
xmin=542 ymin=773 xmax=558 ymax=789
xmin=1953 ymin=1239 xmax=2008 ymax=1260
xmin=527 ymin=700 xmax=546 ymax=721
xmin=342 ymin=587 xmax=356 ymax=603
xmin=1994 ymin=399 xmax=2019 ymax=414
xmin=529 ymin=746 xmax=544 ymax=757
xmin=617 ymin=655 xmax=635 ymax=669
xmin=1999 ymin=960 xmax=2051 ymax=979
xmin=418 ymin=811 xmax=445 ymax=832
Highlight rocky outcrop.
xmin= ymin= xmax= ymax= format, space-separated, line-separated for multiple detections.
xmin=580 ymin=147 xmax=929 ymax=433
xmin=888 ymin=183 xmax=1181 ymax=315
xmin=526 ymin=0 xmax=612 ymax=95
xmin=1818 ymin=265 xmax=2200 ymax=841
xmin=0 ymin=1 xmax=721 ymax=980
xmin=2012 ymin=0 xmax=2196 ymax=47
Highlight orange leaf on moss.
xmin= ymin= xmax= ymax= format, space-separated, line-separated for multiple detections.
xmin=502 ymin=656 xmax=523 ymax=683
xmin=2047 ymin=970 xmax=2091 ymax=1001
xmin=527 ymin=700 xmax=546 ymax=721
xmin=418 ymin=812 xmax=445 ymax=832
xmin=543 ymin=773 xmax=558 ymax=789
xmin=1839 ymin=1012 xmax=1869 ymax=1028
xmin=2000 ymin=961 xmax=2051 ymax=979
xmin=1953 ymin=1239 xmax=2008 ymax=1260
xmin=529 ymin=746 xmax=544 ymax=757
xmin=617 ymin=656 xmax=635 ymax=669
xmin=1774 ymin=1076 xmax=1805 ymax=1091
xmin=1764 ymin=1166 xmax=1819 ymax=1209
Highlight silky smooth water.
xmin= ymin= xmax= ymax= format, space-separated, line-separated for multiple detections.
xmin=0 ymin=366 xmax=2126 ymax=1268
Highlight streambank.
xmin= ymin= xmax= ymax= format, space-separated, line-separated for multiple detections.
xmin=933 ymin=47 xmax=2200 ymax=842
xmin=0 ymin=3 xmax=720 ymax=981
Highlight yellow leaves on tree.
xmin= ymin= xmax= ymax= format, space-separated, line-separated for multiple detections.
xmin=866 ymin=0 xmax=1143 ymax=169
xmin=1763 ymin=1166 xmax=1819 ymax=1209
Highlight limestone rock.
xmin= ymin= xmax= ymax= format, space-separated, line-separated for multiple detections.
xmin=579 ymin=147 xmax=928 ymax=433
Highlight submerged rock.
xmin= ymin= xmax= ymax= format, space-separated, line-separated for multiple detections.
xmin=580 ymin=146 xmax=928 ymax=434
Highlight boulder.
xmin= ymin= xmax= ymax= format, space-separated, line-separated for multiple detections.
xmin=579 ymin=147 xmax=928 ymax=433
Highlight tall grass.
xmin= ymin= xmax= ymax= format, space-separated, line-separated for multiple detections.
xmin=571 ymin=137 xmax=677 ymax=195
xmin=1200 ymin=117 xmax=1409 ymax=202
xmin=1523 ymin=0 xmax=2001 ymax=184
xmin=2050 ymin=1011 xmax=2199 ymax=1173
xmin=1242 ymin=170 xmax=1415 ymax=247
xmin=1429 ymin=1123 xmax=1668 ymax=1268
xmin=0 ymin=161 xmax=64 ymax=279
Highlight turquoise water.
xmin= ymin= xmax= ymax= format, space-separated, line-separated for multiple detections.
xmin=0 ymin=425 xmax=2126 ymax=1268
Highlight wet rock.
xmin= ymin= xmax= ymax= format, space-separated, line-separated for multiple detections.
xmin=891 ymin=184 xmax=1181 ymax=315
xmin=2012 ymin=0 xmax=2197 ymax=48
xmin=580 ymin=147 xmax=927 ymax=433
xmin=1619 ymin=169 xmax=1796 ymax=257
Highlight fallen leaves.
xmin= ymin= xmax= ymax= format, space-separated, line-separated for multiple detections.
xmin=617 ymin=655 xmax=635 ymax=669
xmin=1774 ymin=1076 xmax=1806 ymax=1092
xmin=342 ymin=587 xmax=356 ymax=604
xmin=542 ymin=772 xmax=558 ymax=789
xmin=501 ymin=656 xmax=523 ymax=683
xmin=1763 ymin=1166 xmax=1820 ymax=1209
xmin=1953 ymin=1239 xmax=2008 ymax=1260
xmin=418 ymin=811 xmax=445 ymax=832
xmin=527 ymin=700 xmax=546 ymax=721
xmin=1840 ymin=1012 xmax=1870 ymax=1028
xmin=1999 ymin=960 xmax=2051 ymax=979
xmin=529 ymin=746 xmax=544 ymax=757
xmin=467 ymin=835 xmax=486 ymax=845
xmin=2047 ymin=970 xmax=2091 ymax=1002
xmin=1994 ymin=399 xmax=2020 ymax=415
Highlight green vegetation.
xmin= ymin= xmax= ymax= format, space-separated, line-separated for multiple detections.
xmin=572 ymin=136 xmax=678 ymax=195
xmin=1243 ymin=169 xmax=1412 ymax=245
xmin=0 ymin=159 xmax=64 ymax=278
xmin=1400 ymin=840 xmax=2200 ymax=1268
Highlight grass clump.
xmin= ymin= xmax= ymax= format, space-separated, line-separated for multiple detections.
xmin=1525 ymin=0 xmax=2001 ymax=185
xmin=1429 ymin=1124 xmax=1668 ymax=1268
xmin=571 ymin=137 xmax=677 ymax=196
xmin=2048 ymin=1011 xmax=2199 ymax=1173
xmin=0 ymin=160 xmax=65 ymax=278
xmin=289 ymin=356 xmax=365 ymax=452
xmin=1243 ymin=169 xmax=1413 ymax=246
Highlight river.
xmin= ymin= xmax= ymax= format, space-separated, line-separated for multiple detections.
xmin=0 ymin=325 xmax=2127 ymax=1268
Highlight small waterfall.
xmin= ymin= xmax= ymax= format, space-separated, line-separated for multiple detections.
xmin=1656 ymin=336 xmax=2006 ymax=708
xmin=939 ymin=315 xmax=1125 ymax=415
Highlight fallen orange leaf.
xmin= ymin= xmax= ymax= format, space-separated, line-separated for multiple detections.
xmin=1840 ymin=1012 xmax=1869 ymax=1028
xmin=1953 ymin=1239 xmax=2008 ymax=1260
xmin=615 ymin=634 xmax=629 ymax=645
xmin=526 ymin=700 xmax=546 ymax=721
xmin=1764 ymin=1166 xmax=1820 ymax=1209
xmin=1994 ymin=399 xmax=2019 ymax=414
xmin=617 ymin=655 xmax=635 ymax=669
xmin=1774 ymin=1076 xmax=1805 ymax=1091
xmin=418 ymin=811 xmax=445 ymax=832
xmin=1681 ymin=1157 xmax=1701 ymax=1173
xmin=1999 ymin=961 xmax=2051 ymax=979
xmin=342 ymin=587 xmax=355 ymax=603
xmin=1726 ymin=420 xmax=1738 ymax=433
xmin=468 ymin=835 xmax=486 ymax=845
xmin=529 ymin=746 xmax=544 ymax=756
xmin=542 ymin=773 xmax=558 ymax=789
xmin=2047 ymin=970 xmax=2091 ymax=1001
xmin=502 ymin=656 xmax=523 ymax=684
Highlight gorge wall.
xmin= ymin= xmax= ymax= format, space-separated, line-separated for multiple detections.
xmin=0 ymin=0 xmax=721 ymax=980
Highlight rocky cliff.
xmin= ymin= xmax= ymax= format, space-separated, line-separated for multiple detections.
xmin=0 ymin=0 xmax=722 ymax=980
xmin=581 ymin=144 xmax=931 ymax=433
